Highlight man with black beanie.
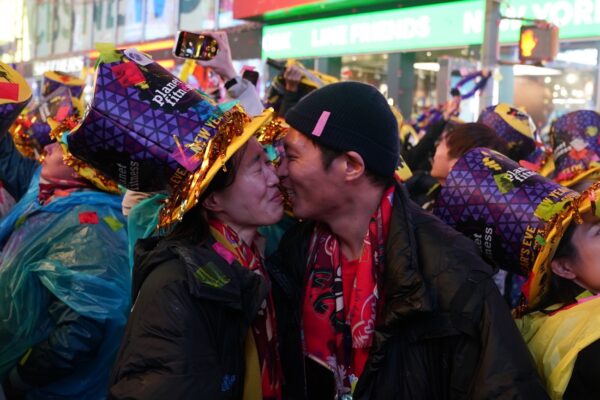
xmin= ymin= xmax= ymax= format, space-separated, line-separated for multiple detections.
xmin=268 ymin=81 xmax=547 ymax=399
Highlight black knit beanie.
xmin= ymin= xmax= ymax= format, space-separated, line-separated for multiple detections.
xmin=285 ymin=81 xmax=400 ymax=178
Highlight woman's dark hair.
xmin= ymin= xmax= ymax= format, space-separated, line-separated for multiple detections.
xmin=445 ymin=122 xmax=510 ymax=160
xmin=166 ymin=144 xmax=248 ymax=243
xmin=530 ymin=222 xmax=586 ymax=313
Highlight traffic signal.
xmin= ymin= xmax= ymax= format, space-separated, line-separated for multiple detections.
xmin=519 ymin=24 xmax=559 ymax=64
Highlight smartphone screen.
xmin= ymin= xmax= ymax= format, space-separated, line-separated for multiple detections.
xmin=173 ymin=31 xmax=218 ymax=61
xmin=242 ymin=70 xmax=259 ymax=87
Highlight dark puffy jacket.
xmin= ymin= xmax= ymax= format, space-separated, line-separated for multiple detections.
xmin=268 ymin=183 xmax=548 ymax=399
xmin=109 ymin=236 xmax=269 ymax=399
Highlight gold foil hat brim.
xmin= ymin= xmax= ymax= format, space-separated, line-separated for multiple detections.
xmin=158 ymin=107 xmax=277 ymax=228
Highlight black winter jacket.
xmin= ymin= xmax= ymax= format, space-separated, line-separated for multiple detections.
xmin=268 ymin=183 xmax=548 ymax=400
xmin=109 ymin=236 xmax=269 ymax=399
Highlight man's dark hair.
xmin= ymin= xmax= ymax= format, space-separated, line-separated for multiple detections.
xmin=307 ymin=134 xmax=394 ymax=188
xmin=445 ymin=122 xmax=510 ymax=159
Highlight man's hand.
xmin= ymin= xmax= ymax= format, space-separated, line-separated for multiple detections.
xmin=283 ymin=65 xmax=303 ymax=93
xmin=196 ymin=31 xmax=236 ymax=82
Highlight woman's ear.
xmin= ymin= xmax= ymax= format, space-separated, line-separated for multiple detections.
xmin=550 ymin=257 xmax=577 ymax=280
xmin=202 ymin=192 xmax=223 ymax=213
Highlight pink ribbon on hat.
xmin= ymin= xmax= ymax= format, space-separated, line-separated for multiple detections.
xmin=312 ymin=111 xmax=330 ymax=137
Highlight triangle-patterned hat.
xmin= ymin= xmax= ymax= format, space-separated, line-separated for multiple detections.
xmin=433 ymin=147 xmax=600 ymax=308
xmin=549 ymin=110 xmax=600 ymax=187
xmin=61 ymin=47 xmax=278 ymax=227
xmin=0 ymin=62 xmax=32 ymax=134
xmin=478 ymin=103 xmax=540 ymax=161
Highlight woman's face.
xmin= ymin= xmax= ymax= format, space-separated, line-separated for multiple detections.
xmin=207 ymin=137 xmax=283 ymax=229
xmin=431 ymin=136 xmax=457 ymax=184
xmin=553 ymin=214 xmax=600 ymax=292
xmin=40 ymin=142 xmax=78 ymax=182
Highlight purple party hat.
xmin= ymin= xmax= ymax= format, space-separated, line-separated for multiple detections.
xmin=433 ymin=147 xmax=600 ymax=308
xmin=62 ymin=46 xmax=276 ymax=227
xmin=549 ymin=110 xmax=600 ymax=187
xmin=42 ymin=71 xmax=85 ymax=100
xmin=478 ymin=103 xmax=540 ymax=162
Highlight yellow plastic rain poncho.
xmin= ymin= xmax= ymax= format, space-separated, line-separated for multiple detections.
xmin=515 ymin=294 xmax=600 ymax=399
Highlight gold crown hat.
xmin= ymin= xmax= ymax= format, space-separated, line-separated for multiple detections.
xmin=0 ymin=62 xmax=32 ymax=134
xmin=10 ymin=82 xmax=86 ymax=161
xmin=58 ymin=45 xmax=277 ymax=227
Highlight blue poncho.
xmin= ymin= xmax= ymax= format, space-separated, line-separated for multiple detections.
xmin=0 ymin=171 xmax=130 ymax=399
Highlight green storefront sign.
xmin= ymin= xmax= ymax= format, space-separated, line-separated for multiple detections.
xmin=262 ymin=0 xmax=600 ymax=58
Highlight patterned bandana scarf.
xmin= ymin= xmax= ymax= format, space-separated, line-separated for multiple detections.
xmin=208 ymin=219 xmax=283 ymax=400
xmin=38 ymin=176 xmax=92 ymax=205
xmin=303 ymin=186 xmax=394 ymax=396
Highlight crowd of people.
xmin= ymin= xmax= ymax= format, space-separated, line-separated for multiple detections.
xmin=0 ymin=30 xmax=599 ymax=400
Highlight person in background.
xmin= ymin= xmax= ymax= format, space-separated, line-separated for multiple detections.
xmin=265 ymin=58 xmax=337 ymax=118
xmin=407 ymin=122 xmax=509 ymax=209
xmin=433 ymin=146 xmax=600 ymax=399
xmin=402 ymin=96 xmax=461 ymax=207
xmin=276 ymin=64 xmax=304 ymax=117
xmin=430 ymin=123 xmax=509 ymax=185
xmin=401 ymin=94 xmax=462 ymax=173
xmin=270 ymin=81 xmax=547 ymax=399
xmin=1 ymin=69 xmax=86 ymax=206
xmin=0 ymin=64 xmax=130 ymax=399
xmin=0 ymin=63 xmax=37 ymax=204
xmin=0 ymin=63 xmax=33 ymax=220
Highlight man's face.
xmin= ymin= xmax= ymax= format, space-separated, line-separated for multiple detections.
xmin=283 ymin=128 xmax=341 ymax=220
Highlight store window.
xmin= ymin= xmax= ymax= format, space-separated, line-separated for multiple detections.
xmin=513 ymin=43 xmax=598 ymax=137
xmin=340 ymin=54 xmax=388 ymax=96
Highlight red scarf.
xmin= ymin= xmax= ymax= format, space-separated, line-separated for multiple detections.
xmin=302 ymin=186 xmax=394 ymax=396
xmin=38 ymin=176 xmax=93 ymax=205
xmin=208 ymin=220 xmax=283 ymax=400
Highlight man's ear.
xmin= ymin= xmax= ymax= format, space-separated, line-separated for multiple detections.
xmin=202 ymin=192 xmax=223 ymax=213
xmin=342 ymin=151 xmax=366 ymax=182
xmin=550 ymin=257 xmax=577 ymax=280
